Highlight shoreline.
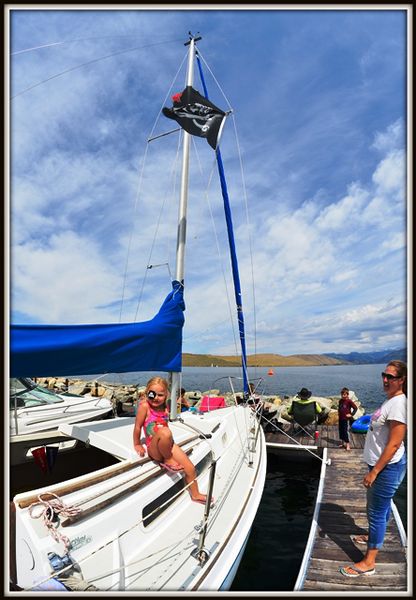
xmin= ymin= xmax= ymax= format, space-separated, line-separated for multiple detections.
xmin=34 ymin=376 xmax=367 ymax=427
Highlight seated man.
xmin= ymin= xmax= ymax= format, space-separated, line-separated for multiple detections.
xmin=288 ymin=387 xmax=322 ymax=417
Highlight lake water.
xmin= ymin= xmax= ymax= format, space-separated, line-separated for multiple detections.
xmin=99 ymin=362 xmax=392 ymax=413
xmin=230 ymin=454 xmax=407 ymax=592
xmin=231 ymin=453 xmax=321 ymax=592
xmin=83 ymin=364 xmax=408 ymax=591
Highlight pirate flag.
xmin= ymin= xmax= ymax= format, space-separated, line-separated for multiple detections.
xmin=162 ymin=86 xmax=226 ymax=149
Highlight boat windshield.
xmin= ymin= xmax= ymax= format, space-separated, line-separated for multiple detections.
xmin=10 ymin=378 xmax=63 ymax=408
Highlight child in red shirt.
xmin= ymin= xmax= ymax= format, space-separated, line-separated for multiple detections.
xmin=338 ymin=387 xmax=358 ymax=451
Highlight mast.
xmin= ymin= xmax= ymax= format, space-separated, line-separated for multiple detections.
xmin=169 ymin=34 xmax=200 ymax=419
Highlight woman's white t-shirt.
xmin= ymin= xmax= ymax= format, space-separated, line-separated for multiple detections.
xmin=363 ymin=393 xmax=407 ymax=466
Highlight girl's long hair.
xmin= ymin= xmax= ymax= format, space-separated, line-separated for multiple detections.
xmin=145 ymin=376 xmax=169 ymax=395
xmin=387 ymin=360 xmax=407 ymax=396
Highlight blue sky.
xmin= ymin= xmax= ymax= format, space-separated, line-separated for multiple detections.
xmin=7 ymin=7 xmax=408 ymax=356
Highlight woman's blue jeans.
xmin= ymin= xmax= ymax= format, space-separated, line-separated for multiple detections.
xmin=366 ymin=453 xmax=406 ymax=549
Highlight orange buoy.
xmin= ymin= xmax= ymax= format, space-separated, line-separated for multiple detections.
xmin=267 ymin=369 xmax=274 ymax=376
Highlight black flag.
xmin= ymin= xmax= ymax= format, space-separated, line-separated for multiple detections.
xmin=162 ymin=86 xmax=226 ymax=149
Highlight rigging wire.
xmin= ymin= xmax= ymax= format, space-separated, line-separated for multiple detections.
xmin=133 ymin=134 xmax=182 ymax=323
xmin=11 ymin=35 xmax=183 ymax=56
xmin=118 ymin=51 xmax=187 ymax=322
xmin=189 ymin=135 xmax=240 ymax=357
xmin=196 ymin=50 xmax=234 ymax=111
xmin=230 ymin=112 xmax=259 ymax=376
xmin=196 ymin=50 xmax=256 ymax=383
xmin=11 ymin=39 xmax=183 ymax=99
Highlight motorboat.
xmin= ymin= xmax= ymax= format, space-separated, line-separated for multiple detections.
xmin=9 ymin=377 xmax=113 ymax=466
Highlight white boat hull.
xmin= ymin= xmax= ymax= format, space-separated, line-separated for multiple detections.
xmin=9 ymin=396 xmax=113 ymax=466
xmin=10 ymin=394 xmax=113 ymax=437
xmin=9 ymin=381 xmax=114 ymax=465
xmin=12 ymin=405 xmax=266 ymax=591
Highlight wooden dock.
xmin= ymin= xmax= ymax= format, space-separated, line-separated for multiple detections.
xmin=265 ymin=421 xmax=367 ymax=450
xmin=265 ymin=424 xmax=408 ymax=592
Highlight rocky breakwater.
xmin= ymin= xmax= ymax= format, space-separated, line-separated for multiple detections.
xmin=35 ymin=377 xmax=139 ymax=416
xmin=35 ymin=378 xmax=366 ymax=424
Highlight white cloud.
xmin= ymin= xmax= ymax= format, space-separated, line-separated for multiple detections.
xmin=8 ymin=10 xmax=407 ymax=357
xmin=330 ymin=269 xmax=359 ymax=286
xmin=372 ymin=119 xmax=404 ymax=153
xmin=380 ymin=232 xmax=406 ymax=253
xmin=372 ymin=149 xmax=405 ymax=194
xmin=12 ymin=231 xmax=123 ymax=323
xmin=315 ymin=184 xmax=369 ymax=231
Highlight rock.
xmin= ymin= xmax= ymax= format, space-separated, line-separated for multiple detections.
xmin=263 ymin=401 xmax=277 ymax=411
xmin=322 ymin=409 xmax=339 ymax=425
xmin=312 ymin=396 xmax=333 ymax=411
xmin=69 ymin=383 xmax=92 ymax=395
xmin=202 ymin=389 xmax=220 ymax=396
xmin=101 ymin=388 xmax=114 ymax=400
xmin=47 ymin=378 xmax=57 ymax=390
xmin=91 ymin=384 xmax=106 ymax=397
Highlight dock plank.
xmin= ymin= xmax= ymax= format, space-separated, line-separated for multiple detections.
xmin=301 ymin=447 xmax=407 ymax=592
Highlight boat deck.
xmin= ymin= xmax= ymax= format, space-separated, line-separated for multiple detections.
xmin=266 ymin=425 xmax=407 ymax=592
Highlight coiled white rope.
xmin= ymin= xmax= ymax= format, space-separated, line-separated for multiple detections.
xmin=28 ymin=492 xmax=82 ymax=551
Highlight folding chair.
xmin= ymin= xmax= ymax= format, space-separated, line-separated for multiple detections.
xmin=291 ymin=400 xmax=318 ymax=438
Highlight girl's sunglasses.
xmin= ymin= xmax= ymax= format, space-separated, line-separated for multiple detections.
xmin=381 ymin=372 xmax=401 ymax=381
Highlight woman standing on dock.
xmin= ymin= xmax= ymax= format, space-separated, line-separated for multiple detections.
xmin=340 ymin=360 xmax=407 ymax=578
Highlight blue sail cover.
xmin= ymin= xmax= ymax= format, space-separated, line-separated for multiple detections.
xmin=10 ymin=281 xmax=185 ymax=378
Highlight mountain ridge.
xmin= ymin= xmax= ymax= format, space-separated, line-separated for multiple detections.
xmin=182 ymin=348 xmax=406 ymax=367
xmin=324 ymin=348 xmax=407 ymax=365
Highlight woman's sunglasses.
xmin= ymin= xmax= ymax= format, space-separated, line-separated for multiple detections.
xmin=381 ymin=372 xmax=402 ymax=381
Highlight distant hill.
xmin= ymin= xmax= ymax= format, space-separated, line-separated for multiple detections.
xmin=324 ymin=348 xmax=407 ymax=365
xmin=182 ymin=348 xmax=407 ymax=367
xmin=182 ymin=353 xmax=345 ymax=367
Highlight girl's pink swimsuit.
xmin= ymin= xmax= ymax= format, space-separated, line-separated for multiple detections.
xmin=144 ymin=405 xmax=169 ymax=447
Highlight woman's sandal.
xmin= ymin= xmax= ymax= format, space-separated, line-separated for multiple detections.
xmin=340 ymin=565 xmax=375 ymax=577
xmin=351 ymin=534 xmax=368 ymax=545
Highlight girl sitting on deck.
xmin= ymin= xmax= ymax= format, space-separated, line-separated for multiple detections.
xmin=132 ymin=376 xmax=212 ymax=505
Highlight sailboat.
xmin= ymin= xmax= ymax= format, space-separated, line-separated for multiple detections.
xmin=9 ymin=377 xmax=113 ymax=466
xmin=9 ymin=34 xmax=267 ymax=592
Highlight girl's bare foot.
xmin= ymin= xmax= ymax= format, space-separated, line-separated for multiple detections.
xmin=190 ymin=493 xmax=215 ymax=505
xmin=191 ymin=493 xmax=207 ymax=502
